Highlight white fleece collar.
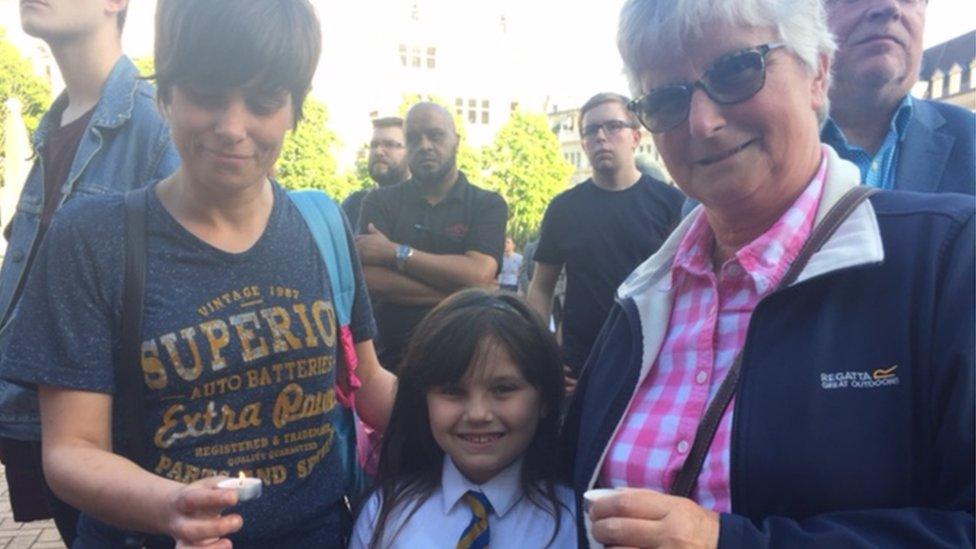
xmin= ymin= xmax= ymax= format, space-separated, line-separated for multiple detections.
xmin=617 ymin=145 xmax=885 ymax=302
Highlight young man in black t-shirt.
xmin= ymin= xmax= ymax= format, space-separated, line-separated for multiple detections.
xmin=357 ymin=103 xmax=507 ymax=370
xmin=528 ymin=93 xmax=683 ymax=387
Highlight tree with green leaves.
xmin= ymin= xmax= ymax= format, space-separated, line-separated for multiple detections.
xmin=0 ymin=30 xmax=51 ymax=186
xmin=396 ymin=93 xmax=482 ymax=185
xmin=275 ymin=97 xmax=365 ymax=201
xmin=481 ymin=110 xmax=573 ymax=244
xmin=132 ymin=56 xmax=154 ymax=78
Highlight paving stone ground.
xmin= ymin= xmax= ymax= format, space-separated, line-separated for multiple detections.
xmin=0 ymin=464 xmax=65 ymax=548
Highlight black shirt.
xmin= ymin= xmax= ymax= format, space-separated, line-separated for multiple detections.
xmin=42 ymin=107 xmax=96 ymax=227
xmin=534 ymin=175 xmax=684 ymax=371
xmin=359 ymin=172 xmax=507 ymax=368
xmin=341 ymin=188 xmax=371 ymax=232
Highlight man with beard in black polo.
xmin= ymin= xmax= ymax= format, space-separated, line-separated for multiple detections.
xmin=356 ymin=102 xmax=508 ymax=370
xmin=342 ymin=116 xmax=411 ymax=230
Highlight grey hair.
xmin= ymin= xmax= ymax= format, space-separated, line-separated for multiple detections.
xmin=617 ymin=0 xmax=836 ymax=123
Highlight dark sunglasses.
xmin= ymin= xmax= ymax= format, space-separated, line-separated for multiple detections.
xmin=628 ymin=42 xmax=785 ymax=133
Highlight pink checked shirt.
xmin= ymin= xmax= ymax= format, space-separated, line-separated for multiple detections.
xmin=598 ymin=151 xmax=829 ymax=512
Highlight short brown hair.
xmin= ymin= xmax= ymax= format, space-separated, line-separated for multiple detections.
xmin=371 ymin=116 xmax=404 ymax=130
xmin=154 ymin=0 xmax=321 ymax=123
xmin=578 ymin=92 xmax=639 ymax=136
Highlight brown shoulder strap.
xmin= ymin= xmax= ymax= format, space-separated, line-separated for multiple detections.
xmin=668 ymin=185 xmax=878 ymax=498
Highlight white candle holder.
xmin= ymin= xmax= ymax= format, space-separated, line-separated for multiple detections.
xmin=218 ymin=475 xmax=262 ymax=502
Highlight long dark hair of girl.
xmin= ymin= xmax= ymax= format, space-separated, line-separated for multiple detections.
xmin=367 ymin=289 xmax=567 ymax=548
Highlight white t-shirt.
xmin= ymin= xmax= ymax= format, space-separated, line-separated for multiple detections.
xmin=499 ymin=252 xmax=523 ymax=286
xmin=350 ymin=456 xmax=577 ymax=548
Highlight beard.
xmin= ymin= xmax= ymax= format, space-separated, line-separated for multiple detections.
xmin=410 ymin=143 xmax=459 ymax=185
xmin=369 ymin=162 xmax=408 ymax=187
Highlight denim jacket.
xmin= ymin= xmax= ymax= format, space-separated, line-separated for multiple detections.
xmin=0 ymin=55 xmax=178 ymax=440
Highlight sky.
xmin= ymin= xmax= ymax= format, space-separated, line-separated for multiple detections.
xmin=2 ymin=0 xmax=972 ymax=97
xmin=117 ymin=0 xmax=976 ymax=98
xmin=0 ymin=0 xmax=973 ymax=163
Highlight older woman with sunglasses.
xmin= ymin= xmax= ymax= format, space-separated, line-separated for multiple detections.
xmin=561 ymin=0 xmax=974 ymax=547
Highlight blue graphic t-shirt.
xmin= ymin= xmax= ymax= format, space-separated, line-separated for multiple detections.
xmin=0 ymin=181 xmax=376 ymax=547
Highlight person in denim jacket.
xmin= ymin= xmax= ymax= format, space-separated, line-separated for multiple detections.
xmin=0 ymin=0 xmax=177 ymax=544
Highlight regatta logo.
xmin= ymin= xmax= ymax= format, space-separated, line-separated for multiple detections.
xmin=821 ymin=365 xmax=900 ymax=390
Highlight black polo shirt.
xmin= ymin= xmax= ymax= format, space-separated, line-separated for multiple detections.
xmin=358 ymin=172 xmax=507 ymax=368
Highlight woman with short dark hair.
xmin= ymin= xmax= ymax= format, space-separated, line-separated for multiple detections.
xmin=0 ymin=1 xmax=395 ymax=547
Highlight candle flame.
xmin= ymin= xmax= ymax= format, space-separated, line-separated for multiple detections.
xmin=238 ymin=471 xmax=246 ymax=481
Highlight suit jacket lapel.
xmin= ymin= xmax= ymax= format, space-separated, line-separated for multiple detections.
xmin=896 ymin=100 xmax=954 ymax=193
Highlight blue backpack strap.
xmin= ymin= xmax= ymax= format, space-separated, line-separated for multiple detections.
xmin=288 ymin=189 xmax=355 ymax=325
xmin=288 ymin=189 xmax=366 ymax=499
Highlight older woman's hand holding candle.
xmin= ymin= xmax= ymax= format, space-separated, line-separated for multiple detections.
xmin=588 ymin=488 xmax=719 ymax=548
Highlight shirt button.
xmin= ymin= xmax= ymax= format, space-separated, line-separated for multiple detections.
xmin=726 ymin=264 xmax=742 ymax=276
xmin=9 ymin=250 xmax=24 ymax=262
xmin=696 ymin=371 xmax=708 ymax=384
xmin=677 ymin=440 xmax=690 ymax=454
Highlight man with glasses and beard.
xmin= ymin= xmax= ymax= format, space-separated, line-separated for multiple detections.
xmin=356 ymin=102 xmax=507 ymax=370
xmin=342 ymin=117 xmax=411 ymax=230
xmin=527 ymin=93 xmax=683 ymax=391
xmin=821 ymin=0 xmax=974 ymax=194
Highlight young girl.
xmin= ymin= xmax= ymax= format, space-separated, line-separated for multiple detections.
xmin=350 ymin=289 xmax=577 ymax=548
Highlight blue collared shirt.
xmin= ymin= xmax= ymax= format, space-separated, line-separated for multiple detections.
xmin=822 ymin=95 xmax=914 ymax=190
xmin=350 ymin=456 xmax=578 ymax=548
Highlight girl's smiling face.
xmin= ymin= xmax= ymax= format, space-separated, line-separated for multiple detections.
xmin=426 ymin=341 xmax=544 ymax=484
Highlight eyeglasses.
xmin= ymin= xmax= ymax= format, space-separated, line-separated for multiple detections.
xmin=627 ymin=42 xmax=785 ymax=133
xmin=580 ymin=120 xmax=637 ymax=140
xmin=369 ymin=139 xmax=405 ymax=150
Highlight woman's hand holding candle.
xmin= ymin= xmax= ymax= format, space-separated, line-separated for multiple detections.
xmin=165 ymin=476 xmax=244 ymax=548
xmin=217 ymin=472 xmax=262 ymax=501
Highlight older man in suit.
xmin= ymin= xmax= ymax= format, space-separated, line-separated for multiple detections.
xmin=822 ymin=0 xmax=974 ymax=194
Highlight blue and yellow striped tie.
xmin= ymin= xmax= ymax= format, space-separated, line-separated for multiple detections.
xmin=457 ymin=490 xmax=492 ymax=549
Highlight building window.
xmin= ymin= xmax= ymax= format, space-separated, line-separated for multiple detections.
xmin=398 ymin=44 xmax=407 ymax=67
xmin=510 ymin=101 xmax=519 ymax=112
xmin=411 ymin=46 xmax=421 ymax=67
xmin=931 ymin=71 xmax=944 ymax=99
xmin=948 ymin=64 xmax=962 ymax=96
xmin=456 ymin=98 xmax=493 ymax=125
xmin=426 ymin=47 xmax=437 ymax=69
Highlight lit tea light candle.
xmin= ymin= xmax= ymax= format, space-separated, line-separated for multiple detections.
xmin=217 ymin=472 xmax=262 ymax=502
